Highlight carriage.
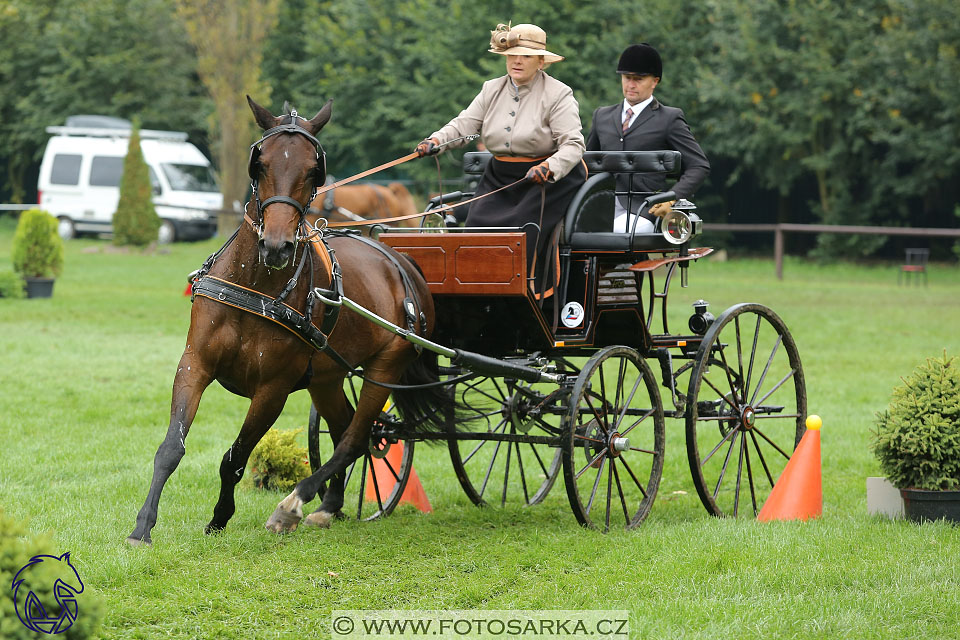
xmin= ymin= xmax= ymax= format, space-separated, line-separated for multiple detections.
xmin=128 ymin=103 xmax=806 ymax=544
xmin=306 ymin=149 xmax=807 ymax=532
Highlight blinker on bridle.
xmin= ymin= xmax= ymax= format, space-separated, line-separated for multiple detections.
xmin=246 ymin=109 xmax=327 ymax=239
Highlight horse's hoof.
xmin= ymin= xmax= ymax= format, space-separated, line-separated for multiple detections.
xmin=265 ymin=506 xmax=301 ymax=534
xmin=304 ymin=511 xmax=335 ymax=529
xmin=125 ymin=536 xmax=152 ymax=547
xmin=204 ymin=523 xmax=225 ymax=535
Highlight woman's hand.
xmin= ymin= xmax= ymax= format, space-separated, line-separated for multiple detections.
xmin=525 ymin=161 xmax=552 ymax=184
xmin=416 ymin=138 xmax=440 ymax=157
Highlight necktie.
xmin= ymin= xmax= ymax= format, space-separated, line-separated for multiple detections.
xmin=622 ymin=107 xmax=633 ymax=133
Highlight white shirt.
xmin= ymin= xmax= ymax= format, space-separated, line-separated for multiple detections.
xmin=613 ymin=96 xmax=656 ymax=232
xmin=621 ymin=96 xmax=654 ymax=131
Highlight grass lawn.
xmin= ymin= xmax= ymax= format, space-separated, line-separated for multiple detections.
xmin=1 ymin=215 xmax=959 ymax=639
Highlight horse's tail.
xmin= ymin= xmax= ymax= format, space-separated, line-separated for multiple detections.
xmin=391 ymin=350 xmax=466 ymax=434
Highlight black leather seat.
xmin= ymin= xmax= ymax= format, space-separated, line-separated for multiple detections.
xmin=564 ymin=150 xmax=683 ymax=252
xmin=451 ymin=151 xmax=690 ymax=252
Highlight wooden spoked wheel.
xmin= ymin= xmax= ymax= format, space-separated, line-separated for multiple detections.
xmin=685 ymin=303 xmax=806 ymax=517
xmin=307 ymin=379 xmax=414 ymax=521
xmin=447 ymin=360 xmax=573 ymax=507
xmin=561 ymin=346 xmax=665 ymax=532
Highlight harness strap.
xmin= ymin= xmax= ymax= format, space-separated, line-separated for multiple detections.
xmin=338 ymin=232 xmax=428 ymax=338
xmin=193 ymin=276 xmax=334 ymax=353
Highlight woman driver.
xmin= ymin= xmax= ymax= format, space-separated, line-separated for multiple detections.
xmin=416 ymin=23 xmax=586 ymax=297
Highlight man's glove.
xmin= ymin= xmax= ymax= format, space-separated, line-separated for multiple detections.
xmin=416 ymin=138 xmax=440 ymax=157
xmin=525 ymin=161 xmax=552 ymax=184
xmin=648 ymin=200 xmax=677 ymax=217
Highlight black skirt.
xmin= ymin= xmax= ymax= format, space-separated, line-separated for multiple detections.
xmin=466 ymin=158 xmax=586 ymax=295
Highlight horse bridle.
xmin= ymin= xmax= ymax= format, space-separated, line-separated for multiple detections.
xmin=246 ymin=110 xmax=327 ymax=238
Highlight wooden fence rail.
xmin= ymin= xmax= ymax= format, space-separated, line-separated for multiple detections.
xmin=703 ymin=223 xmax=960 ymax=279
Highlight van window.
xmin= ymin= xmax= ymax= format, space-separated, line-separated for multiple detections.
xmin=161 ymin=163 xmax=219 ymax=192
xmin=50 ymin=154 xmax=83 ymax=185
xmin=90 ymin=156 xmax=125 ymax=187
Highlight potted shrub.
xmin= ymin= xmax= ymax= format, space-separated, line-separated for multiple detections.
xmin=872 ymin=353 xmax=960 ymax=523
xmin=12 ymin=209 xmax=64 ymax=298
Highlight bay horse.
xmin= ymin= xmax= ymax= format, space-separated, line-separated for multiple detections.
xmin=308 ymin=182 xmax=420 ymax=231
xmin=127 ymin=97 xmax=450 ymax=545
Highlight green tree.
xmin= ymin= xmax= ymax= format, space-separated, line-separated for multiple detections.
xmin=0 ymin=0 xmax=208 ymax=203
xmin=113 ymin=125 xmax=161 ymax=247
xmin=176 ymin=0 xmax=280 ymax=234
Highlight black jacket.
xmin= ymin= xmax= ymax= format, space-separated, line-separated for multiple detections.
xmin=586 ymin=97 xmax=710 ymax=209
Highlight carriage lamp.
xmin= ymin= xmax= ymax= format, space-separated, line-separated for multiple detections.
xmin=688 ymin=299 xmax=715 ymax=335
xmin=661 ymin=209 xmax=702 ymax=245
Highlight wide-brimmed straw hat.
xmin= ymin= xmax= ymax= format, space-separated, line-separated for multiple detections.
xmin=488 ymin=23 xmax=564 ymax=64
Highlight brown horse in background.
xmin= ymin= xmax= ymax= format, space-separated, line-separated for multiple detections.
xmin=308 ymin=182 xmax=420 ymax=231
xmin=127 ymin=97 xmax=452 ymax=545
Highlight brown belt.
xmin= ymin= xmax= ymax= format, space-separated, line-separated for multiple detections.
xmin=493 ymin=155 xmax=549 ymax=163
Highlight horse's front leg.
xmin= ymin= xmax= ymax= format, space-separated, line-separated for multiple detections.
xmin=265 ymin=378 xmax=392 ymax=533
xmin=127 ymin=357 xmax=212 ymax=546
xmin=205 ymin=387 xmax=291 ymax=534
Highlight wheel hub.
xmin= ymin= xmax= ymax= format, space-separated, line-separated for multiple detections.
xmin=608 ymin=432 xmax=630 ymax=458
xmin=504 ymin=386 xmax=543 ymax=434
xmin=741 ymin=406 xmax=756 ymax=430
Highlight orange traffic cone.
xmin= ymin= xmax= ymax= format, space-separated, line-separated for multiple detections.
xmin=365 ymin=441 xmax=432 ymax=513
xmin=757 ymin=414 xmax=822 ymax=521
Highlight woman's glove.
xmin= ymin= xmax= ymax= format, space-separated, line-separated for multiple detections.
xmin=648 ymin=200 xmax=677 ymax=217
xmin=525 ymin=161 xmax=552 ymax=184
xmin=416 ymin=138 xmax=440 ymax=157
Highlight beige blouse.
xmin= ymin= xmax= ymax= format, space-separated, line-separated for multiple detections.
xmin=429 ymin=70 xmax=585 ymax=180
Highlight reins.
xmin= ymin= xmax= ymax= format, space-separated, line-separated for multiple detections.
xmin=324 ymin=175 xmax=529 ymax=229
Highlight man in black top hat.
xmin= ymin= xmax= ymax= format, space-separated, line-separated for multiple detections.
xmin=586 ymin=43 xmax=710 ymax=233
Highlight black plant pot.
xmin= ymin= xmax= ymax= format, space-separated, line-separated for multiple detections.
xmin=25 ymin=277 xmax=55 ymax=299
xmin=900 ymin=488 xmax=960 ymax=524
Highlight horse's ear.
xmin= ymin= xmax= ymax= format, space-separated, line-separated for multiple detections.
xmin=247 ymin=95 xmax=278 ymax=131
xmin=305 ymin=99 xmax=333 ymax=135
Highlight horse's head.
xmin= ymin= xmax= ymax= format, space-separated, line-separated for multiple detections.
xmin=247 ymin=95 xmax=332 ymax=269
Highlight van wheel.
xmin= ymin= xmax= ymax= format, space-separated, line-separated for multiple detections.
xmin=158 ymin=220 xmax=176 ymax=244
xmin=57 ymin=217 xmax=77 ymax=240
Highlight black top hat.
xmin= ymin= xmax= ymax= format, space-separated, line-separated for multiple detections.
xmin=616 ymin=43 xmax=662 ymax=78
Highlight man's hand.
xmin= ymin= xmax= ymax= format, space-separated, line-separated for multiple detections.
xmin=525 ymin=161 xmax=552 ymax=184
xmin=416 ymin=138 xmax=440 ymax=157
xmin=648 ymin=200 xmax=677 ymax=217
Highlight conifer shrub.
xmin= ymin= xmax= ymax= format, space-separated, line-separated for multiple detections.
xmin=113 ymin=124 xmax=161 ymax=247
xmin=873 ymin=353 xmax=960 ymax=490
xmin=11 ymin=209 xmax=63 ymax=278
xmin=246 ymin=428 xmax=310 ymax=491
xmin=0 ymin=509 xmax=103 ymax=639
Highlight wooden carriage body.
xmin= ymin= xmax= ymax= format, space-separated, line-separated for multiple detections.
xmin=380 ymin=150 xmax=711 ymax=358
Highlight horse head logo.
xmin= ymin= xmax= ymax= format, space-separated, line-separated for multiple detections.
xmin=11 ymin=552 xmax=85 ymax=635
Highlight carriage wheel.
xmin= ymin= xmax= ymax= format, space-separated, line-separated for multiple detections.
xmin=447 ymin=361 xmax=572 ymax=507
xmin=307 ymin=380 xmax=414 ymax=521
xmin=685 ymin=303 xmax=806 ymax=518
xmin=561 ymin=346 xmax=665 ymax=532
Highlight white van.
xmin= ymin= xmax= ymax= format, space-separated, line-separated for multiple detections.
xmin=38 ymin=115 xmax=222 ymax=243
